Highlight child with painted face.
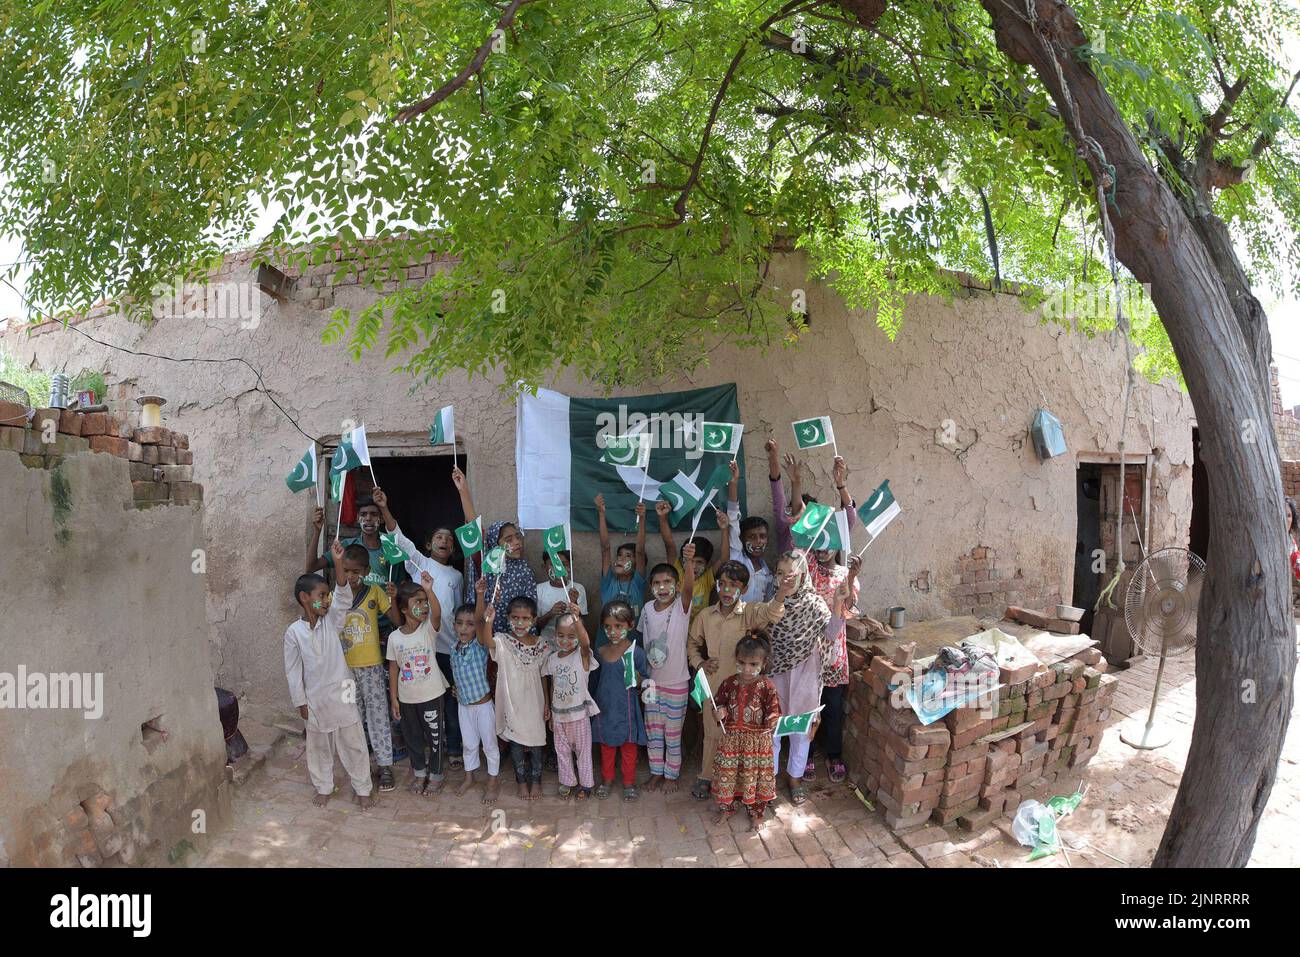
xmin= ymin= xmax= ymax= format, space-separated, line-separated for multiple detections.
xmin=655 ymin=499 xmax=720 ymax=621
xmin=386 ymin=573 xmax=447 ymax=796
xmin=709 ymin=633 xmax=782 ymax=830
xmin=536 ymin=550 xmax=589 ymax=650
xmin=283 ymin=540 xmax=376 ymax=810
xmin=449 ymin=602 xmax=500 ymax=803
xmin=452 ymin=465 xmax=537 ymax=634
xmin=592 ymin=600 xmax=651 ymax=801
xmin=596 ymin=493 xmax=648 ymax=638
xmin=476 ymin=578 xmax=549 ymax=801
xmin=541 ymin=607 xmax=600 ymax=800
xmin=308 ymin=494 xmax=408 ymax=589
xmin=721 ymin=458 xmax=775 ymax=602
xmin=638 ymin=543 xmax=697 ymax=793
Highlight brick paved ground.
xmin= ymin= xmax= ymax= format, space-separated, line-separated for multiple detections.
xmin=203 ymin=624 xmax=1299 ymax=868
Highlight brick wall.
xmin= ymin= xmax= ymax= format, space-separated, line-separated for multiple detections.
xmin=0 ymin=401 xmax=202 ymax=506
xmin=944 ymin=545 xmax=1058 ymax=617
xmin=1285 ymin=461 xmax=1300 ymax=503
xmin=1271 ymin=364 xmax=1300 ymax=461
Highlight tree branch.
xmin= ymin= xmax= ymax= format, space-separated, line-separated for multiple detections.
xmin=393 ymin=0 xmax=538 ymax=123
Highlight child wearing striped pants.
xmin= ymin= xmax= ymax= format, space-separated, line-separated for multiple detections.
xmin=541 ymin=610 xmax=600 ymax=798
xmin=640 ymin=550 xmax=697 ymax=794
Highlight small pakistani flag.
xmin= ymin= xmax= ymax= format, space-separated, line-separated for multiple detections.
xmin=700 ymin=421 xmax=743 ymax=456
xmin=379 ymin=531 xmax=408 ymax=566
xmin=790 ymin=501 xmax=835 ymax=546
xmin=858 ymin=480 xmax=901 ymax=538
xmin=689 ymin=668 xmax=713 ymax=708
xmin=600 ymin=434 xmax=651 ymax=468
xmin=774 ymin=706 xmax=824 ymax=737
xmin=330 ymin=469 xmax=346 ymax=502
xmin=332 ymin=424 xmax=371 ymax=473
xmin=285 ymin=444 xmax=318 ymax=492
xmin=429 ymin=405 xmax=455 ymax=446
xmin=455 ymin=516 xmax=484 ymax=556
xmin=699 ymin=461 xmax=732 ymax=500
xmin=623 ymin=640 xmax=638 ymax=690
xmin=541 ymin=522 xmax=571 ymax=556
xmin=808 ymin=509 xmax=852 ymax=552
xmin=482 ymin=545 xmax=506 ymax=576
xmin=792 ymin=415 xmax=834 ymax=450
xmin=548 ymin=551 xmax=568 ymax=580
xmin=658 ymin=470 xmax=705 ymax=526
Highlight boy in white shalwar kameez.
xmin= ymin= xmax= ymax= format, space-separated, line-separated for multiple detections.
xmin=284 ymin=540 xmax=377 ymax=809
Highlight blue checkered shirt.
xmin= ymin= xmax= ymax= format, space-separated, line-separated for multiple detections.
xmin=449 ymin=640 xmax=491 ymax=703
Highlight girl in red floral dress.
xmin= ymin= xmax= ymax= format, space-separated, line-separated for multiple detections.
xmin=709 ymin=633 xmax=782 ymax=830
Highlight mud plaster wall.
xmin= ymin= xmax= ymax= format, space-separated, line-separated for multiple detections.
xmin=0 ymin=449 xmax=230 ymax=866
xmin=1 ymin=251 xmax=1195 ymax=710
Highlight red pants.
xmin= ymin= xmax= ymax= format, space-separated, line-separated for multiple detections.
xmin=600 ymin=742 xmax=638 ymax=786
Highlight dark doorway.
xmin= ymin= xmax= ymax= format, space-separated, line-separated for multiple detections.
xmin=1074 ymin=462 xmax=1103 ymax=635
xmin=1189 ymin=427 xmax=1209 ymax=561
xmin=340 ymin=453 xmax=469 ymax=576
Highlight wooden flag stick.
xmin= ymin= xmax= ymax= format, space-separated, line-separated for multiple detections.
xmin=334 ymin=469 xmax=346 ymax=543
xmin=688 ymin=487 xmax=720 ymax=543
xmin=854 ymin=533 xmax=880 ymax=560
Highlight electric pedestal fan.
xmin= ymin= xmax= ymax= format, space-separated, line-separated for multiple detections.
xmin=1118 ymin=545 xmax=1206 ymax=750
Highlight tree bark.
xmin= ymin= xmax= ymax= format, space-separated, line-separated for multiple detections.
xmin=976 ymin=0 xmax=1295 ymax=866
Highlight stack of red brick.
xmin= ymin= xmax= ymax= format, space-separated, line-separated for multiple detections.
xmin=845 ymin=652 xmax=1117 ymax=833
xmin=0 ymin=401 xmax=201 ymax=507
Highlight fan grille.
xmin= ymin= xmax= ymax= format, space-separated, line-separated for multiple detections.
xmin=1124 ymin=547 xmax=1205 ymax=657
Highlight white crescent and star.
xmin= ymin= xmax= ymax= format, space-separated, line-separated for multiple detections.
xmin=663 ymin=488 xmax=684 ymax=512
xmin=865 ymin=490 xmax=884 ymax=511
xmin=705 ymin=429 xmax=725 ymax=449
xmin=546 ymin=530 xmax=565 ymax=549
xmin=290 ymin=461 xmax=308 ymax=483
xmin=799 ymin=422 xmax=822 ymax=445
xmin=461 ymin=525 xmax=480 ymax=548
xmin=610 ymin=420 xmax=703 ymax=500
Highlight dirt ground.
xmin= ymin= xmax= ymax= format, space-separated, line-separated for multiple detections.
xmin=202 ymin=624 xmax=1300 ymax=868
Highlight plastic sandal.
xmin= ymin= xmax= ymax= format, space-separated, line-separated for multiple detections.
xmin=623 ymin=786 xmax=639 ymax=803
xmin=789 ymin=785 xmax=809 ymax=806
xmin=829 ymin=759 xmax=847 ymax=783
xmin=558 ymin=784 xmax=572 ymax=799
xmin=802 ymin=759 xmax=816 ymax=780
xmin=690 ymin=779 xmax=712 ymax=800
xmin=377 ymin=767 xmax=396 ymax=792
xmin=595 ymin=783 xmax=612 ymax=800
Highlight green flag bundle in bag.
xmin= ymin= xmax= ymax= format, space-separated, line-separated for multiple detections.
xmin=456 ymin=516 xmax=484 ymax=556
xmin=285 ymin=445 xmax=318 ymax=493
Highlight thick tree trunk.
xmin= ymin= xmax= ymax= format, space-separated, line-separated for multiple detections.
xmin=978 ymin=0 xmax=1295 ymax=866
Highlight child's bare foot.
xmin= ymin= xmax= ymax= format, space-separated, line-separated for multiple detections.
xmin=482 ymin=776 xmax=500 ymax=805
xmin=645 ymin=775 xmax=663 ymax=792
xmin=528 ymin=780 xmax=541 ymax=801
xmin=516 ymin=781 xmax=528 ymax=799
xmin=662 ymin=777 xmax=681 ymax=794
xmin=748 ymin=813 xmax=766 ymax=832
xmin=312 ymin=792 xmax=331 ymax=807
xmin=456 ymin=773 xmax=477 ymax=796
xmin=353 ymin=791 xmax=377 ymax=810
xmin=711 ymin=807 xmax=732 ymax=827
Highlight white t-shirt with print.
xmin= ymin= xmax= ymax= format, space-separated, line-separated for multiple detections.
xmin=385 ymin=619 xmax=448 ymax=704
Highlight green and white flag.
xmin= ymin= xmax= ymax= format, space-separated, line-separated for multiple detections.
xmin=379 ymin=531 xmax=408 ymax=566
xmin=285 ymin=444 xmax=317 ymax=493
xmin=482 ymin=545 xmax=506 ymax=576
xmin=547 ymin=550 xmax=568 ymax=581
xmin=623 ymin=640 xmax=638 ymax=690
xmin=790 ymin=502 xmax=835 ymax=546
xmin=599 ymin=434 xmax=651 ymax=468
xmin=700 ymin=421 xmax=743 ymax=456
xmin=806 ymin=509 xmax=852 ymax=552
xmin=689 ymin=668 xmax=713 ymax=708
xmin=774 ymin=705 xmax=825 ymax=737
xmin=330 ymin=469 xmax=346 ymax=502
xmin=332 ymin=424 xmax=371 ymax=473
xmin=658 ymin=470 xmax=705 ymax=526
xmin=515 ymin=385 xmax=745 ymax=533
xmin=699 ymin=461 xmax=732 ymax=501
xmin=858 ymin=480 xmax=901 ymax=538
xmin=429 ymin=405 xmax=455 ymax=447
xmin=455 ymin=516 xmax=484 ymax=556
xmin=791 ymin=416 xmax=834 ymax=450
xmin=541 ymin=522 xmax=572 ymax=555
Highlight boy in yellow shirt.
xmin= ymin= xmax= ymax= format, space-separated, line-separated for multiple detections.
xmin=338 ymin=543 xmax=402 ymax=792
xmin=656 ymin=500 xmax=722 ymax=620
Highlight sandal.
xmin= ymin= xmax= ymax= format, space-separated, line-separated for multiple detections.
xmin=595 ymin=783 xmax=612 ymax=800
xmin=408 ymin=777 xmax=425 ymax=795
xmin=377 ymin=767 xmax=396 ymax=792
xmin=449 ymin=755 xmax=464 ymax=771
xmin=576 ymin=787 xmax=591 ymax=801
xmin=690 ymin=778 xmax=712 ymax=800
xmin=789 ymin=784 xmax=809 ymax=806
xmin=622 ymin=786 xmax=639 ymax=803
xmin=558 ymin=784 xmax=572 ymax=799
xmin=829 ymin=759 xmax=847 ymax=783
xmin=802 ymin=759 xmax=816 ymax=780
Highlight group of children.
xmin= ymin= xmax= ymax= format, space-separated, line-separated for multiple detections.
xmin=285 ymin=437 xmax=861 ymax=828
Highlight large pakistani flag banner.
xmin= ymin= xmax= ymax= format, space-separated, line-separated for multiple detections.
xmin=517 ymin=385 xmax=747 ymax=532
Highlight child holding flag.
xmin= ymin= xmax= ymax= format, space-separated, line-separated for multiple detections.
xmin=283 ymin=541 xmax=376 ymax=809
xmin=308 ymin=495 xmax=408 ymax=588
xmin=536 ymin=550 xmax=588 ymax=649
xmin=453 ymin=466 xmax=535 ymax=633
xmin=656 ymin=500 xmax=717 ymax=620
xmin=475 ymin=579 xmax=549 ymax=801
xmin=449 ymin=600 xmax=500 ymax=803
xmin=386 ymin=572 xmax=448 ymax=795
xmin=709 ymin=633 xmax=782 ymax=830
xmin=639 ymin=543 xmax=696 ymax=793
xmin=541 ymin=607 xmax=600 ymax=799
xmin=592 ymin=600 xmax=650 ymax=802
xmin=596 ymin=494 xmax=648 ymax=628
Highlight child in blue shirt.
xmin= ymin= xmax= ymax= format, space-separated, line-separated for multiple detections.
xmin=595 ymin=494 xmax=647 ymax=643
